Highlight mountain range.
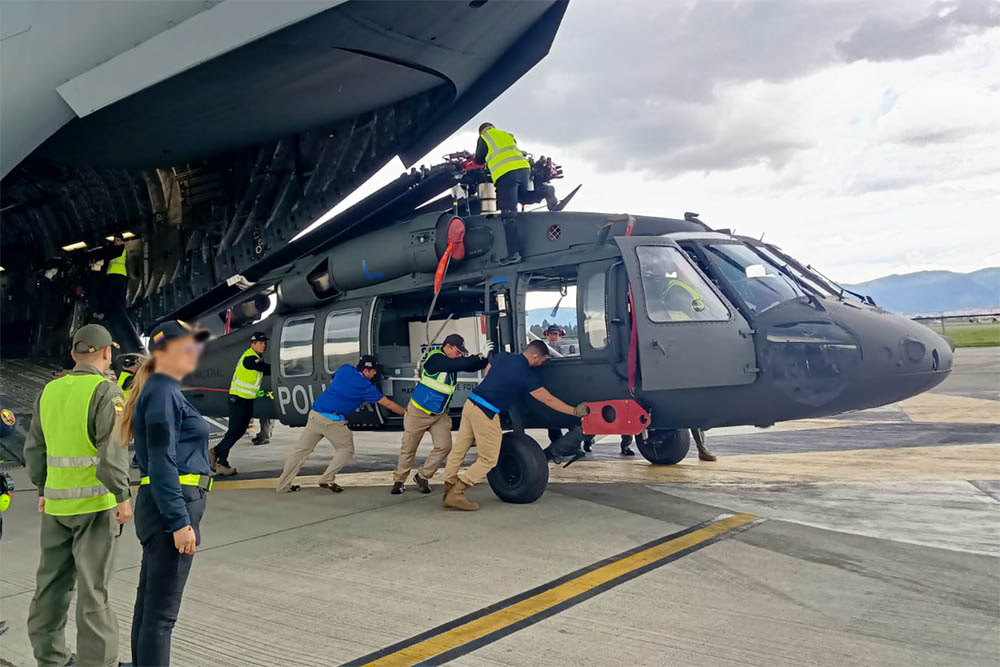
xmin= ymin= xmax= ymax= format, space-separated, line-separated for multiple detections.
xmin=843 ymin=268 xmax=999 ymax=316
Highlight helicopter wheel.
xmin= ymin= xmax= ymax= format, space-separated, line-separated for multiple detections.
xmin=636 ymin=429 xmax=691 ymax=465
xmin=487 ymin=432 xmax=549 ymax=504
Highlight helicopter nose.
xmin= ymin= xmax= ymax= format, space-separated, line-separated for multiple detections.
xmin=831 ymin=302 xmax=954 ymax=407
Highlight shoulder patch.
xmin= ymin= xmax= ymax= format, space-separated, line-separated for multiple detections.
xmin=112 ymin=395 xmax=125 ymax=416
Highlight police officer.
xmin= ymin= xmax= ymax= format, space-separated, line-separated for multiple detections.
xmin=443 ymin=340 xmax=588 ymax=511
xmin=117 ymin=353 xmax=142 ymax=401
xmin=211 ymin=331 xmax=270 ymax=476
xmin=276 ymin=355 xmax=406 ymax=494
xmin=474 ymin=122 xmax=533 ymax=264
xmin=24 ymin=324 xmax=133 ymax=667
xmin=119 ymin=319 xmax=211 ymax=666
xmin=392 ymin=334 xmax=488 ymax=495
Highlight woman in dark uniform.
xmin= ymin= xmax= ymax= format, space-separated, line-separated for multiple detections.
xmin=118 ymin=320 xmax=211 ymax=666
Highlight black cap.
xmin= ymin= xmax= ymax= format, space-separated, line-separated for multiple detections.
xmin=149 ymin=320 xmax=210 ymax=350
xmin=545 ymin=324 xmax=565 ymax=335
xmin=442 ymin=333 xmax=468 ymax=354
xmin=357 ymin=354 xmax=379 ymax=372
xmin=250 ymin=331 xmax=268 ymax=343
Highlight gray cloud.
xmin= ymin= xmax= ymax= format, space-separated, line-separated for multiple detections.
xmin=482 ymin=0 xmax=998 ymax=178
xmin=837 ymin=0 xmax=1000 ymax=62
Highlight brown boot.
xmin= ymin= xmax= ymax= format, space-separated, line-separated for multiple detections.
xmin=444 ymin=480 xmax=479 ymax=511
xmin=209 ymin=448 xmax=217 ymax=473
xmin=692 ymin=429 xmax=717 ymax=461
xmin=442 ymin=480 xmax=455 ymax=506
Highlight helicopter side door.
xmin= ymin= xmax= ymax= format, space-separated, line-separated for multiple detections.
xmin=615 ymin=236 xmax=757 ymax=391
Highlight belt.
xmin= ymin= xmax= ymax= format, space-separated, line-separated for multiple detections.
xmin=468 ymin=393 xmax=499 ymax=418
xmin=140 ymin=474 xmax=213 ymax=492
xmin=316 ymin=411 xmax=346 ymax=422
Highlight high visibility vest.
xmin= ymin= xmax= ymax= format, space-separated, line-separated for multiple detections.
xmin=664 ymin=279 xmax=705 ymax=321
xmin=117 ymin=371 xmax=133 ymax=401
xmin=410 ymin=349 xmax=457 ymax=415
xmin=39 ymin=374 xmax=117 ymax=516
xmin=230 ymin=348 xmax=263 ymax=399
xmin=107 ymin=247 xmax=127 ymax=277
xmin=481 ymin=128 xmax=530 ymax=183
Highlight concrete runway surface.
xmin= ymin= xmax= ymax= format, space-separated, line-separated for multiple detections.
xmin=1 ymin=348 xmax=997 ymax=666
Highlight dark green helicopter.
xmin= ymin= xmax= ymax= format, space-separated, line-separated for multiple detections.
xmin=179 ymin=153 xmax=954 ymax=503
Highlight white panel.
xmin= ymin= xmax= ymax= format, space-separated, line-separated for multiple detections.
xmin=56 ymin=0 xmax=347 ymax=118
xmin=408 ymin=317 xmax=489 ymax=367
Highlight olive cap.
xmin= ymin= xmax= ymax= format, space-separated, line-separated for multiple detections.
xmin=72 ymin=324 xmax=118 ymax=354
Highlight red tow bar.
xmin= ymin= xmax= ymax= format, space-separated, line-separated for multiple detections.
xmin=581 ymin=399 xmax=650 ymax=436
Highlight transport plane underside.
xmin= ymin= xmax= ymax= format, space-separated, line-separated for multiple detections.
xmin=0 ymin=0 xmax=568 ymax=358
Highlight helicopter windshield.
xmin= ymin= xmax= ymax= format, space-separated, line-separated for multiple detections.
xmin=702 ymin=243 xmax=805 ymax=315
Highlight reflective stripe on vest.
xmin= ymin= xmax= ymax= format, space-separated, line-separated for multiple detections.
xmin=410 ymin=349 xmax=457 ymax=415
xmin=230 ymin=348 xmax=263 ymax=398
xmin=482 ymin=128 xmax=530 ymax=183
xmin=117 ymin=370 xmax=133 ymax=401
xmin=107 ymin=247 xmax=127 ymax=277
xmin=39 ymin=374 xmax=116 ymax=516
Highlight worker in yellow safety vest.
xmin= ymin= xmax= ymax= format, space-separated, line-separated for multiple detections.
xmin=474 ymin=122 xmax=533 ymax=265
xmin=211 ymin=331 xmax=270 ymax=476
xmin=391 ymin=334 xmax=488 ymax=495
xmin=23 ymin=323 xmax=133 ymax=667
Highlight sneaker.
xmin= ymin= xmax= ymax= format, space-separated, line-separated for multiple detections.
xmin=215 ymin=462 xmax=237 ymax=476
xmin=319 ymin=482 xmax=344 ymax=493
xmin=251 ymin=437 xmax=270 ymax=446
xmin=498 ymin=252 xmax=521 ymax=266
xmin=391 ymin=482 xmax=404 ymax=495
xmin=413 ymin=473 xmax=432 ymax=494
xmin=621 ymin=447 xmax=635 ymax=456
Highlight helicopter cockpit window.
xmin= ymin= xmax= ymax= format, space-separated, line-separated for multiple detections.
xmin=280 ymin=315 xmax=315 ymax=377
xmin=703 ymin=243 xmax=804 ymax=315
xmin=524 ymin=272 xmax=579 ymax=358
xmin=635 ymin=246 xmax=730 ymax=322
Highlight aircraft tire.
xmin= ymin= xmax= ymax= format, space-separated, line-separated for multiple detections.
xmin=636 ymin=429 xmax=691 ymax=465
xmin=487 ymin=432 xmax=549 ymax=503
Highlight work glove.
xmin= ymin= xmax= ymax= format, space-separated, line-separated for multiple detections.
xmin=573 ymin=402 xmax=591 ymax=417
xmin=483 ymin=340 xmax=495 ymax=352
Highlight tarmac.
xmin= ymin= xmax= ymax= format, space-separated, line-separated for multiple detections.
xmin=1 ymin=347 xmax=997 ymax=666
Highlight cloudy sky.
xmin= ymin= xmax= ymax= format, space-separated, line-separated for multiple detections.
xmin=317 ymin=0 xmax=1000 ymax=284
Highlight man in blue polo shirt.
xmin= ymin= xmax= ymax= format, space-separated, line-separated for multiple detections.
xmin=442 ymin=340 xmax=588 ymax=511
xmin=276 ymin=355 xmax=405 ymax=494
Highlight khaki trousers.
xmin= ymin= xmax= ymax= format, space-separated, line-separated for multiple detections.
xmin=443 ymin=400 xmax=503 ymax=486
xmin=27 ymin=509 xmax=119 ymax=667
xmin=275 ymin=410 xmax=354 ymax=493
xmin=394 ymin=403 xmax=452 ymax=483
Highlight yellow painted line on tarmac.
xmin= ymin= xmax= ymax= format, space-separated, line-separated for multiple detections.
xmin=341 ymin=513 xmax=760 ymax=667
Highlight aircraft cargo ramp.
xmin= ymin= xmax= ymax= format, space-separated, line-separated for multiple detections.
xmin=1 ymin=348 xmax=996 ymax=666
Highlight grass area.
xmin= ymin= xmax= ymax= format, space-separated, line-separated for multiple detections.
xmin=919 ymin=321 xmax=1000 ymax=347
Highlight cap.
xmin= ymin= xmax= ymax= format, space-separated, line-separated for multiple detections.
xmin=250 ymin=331 xmax=268 ymax=343
xmin=545 ymin=325 xmax=565 ymax=336
xmin=478 ymin=122 xmax=493 ymax=133
xmin=72 ymin=324 xmax=118 ymax=354
xmin=149 ymin=320 xmax=210 ymax=350
xmin=357 ymin=354 xmax=379 ymax=372
xmin=442 ymin=333 xmax=468 ymax=354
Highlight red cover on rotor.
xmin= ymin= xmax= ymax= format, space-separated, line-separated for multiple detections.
xmin=447 ymin=217 xmax=466 ymax=260
xmin=581 ymin=399 xmax=651 ymax=436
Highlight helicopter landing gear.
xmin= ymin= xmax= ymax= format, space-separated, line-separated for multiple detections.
xmin=635 ymin=429 xmax=691 ymax=465
xmin=487 ymin=432 xmax=549 ymax=504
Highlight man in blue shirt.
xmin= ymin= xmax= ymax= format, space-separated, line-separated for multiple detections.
xmin=275 ymin=355 xmax=405 ymax=493
xmin=442 ymin=340 xmax=588 ymax=511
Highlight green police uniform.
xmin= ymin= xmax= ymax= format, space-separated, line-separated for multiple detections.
xmin=23 ymin=325 xmax=130 ymax=667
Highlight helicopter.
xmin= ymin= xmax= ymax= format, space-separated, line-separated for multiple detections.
xmin=180 ymin=155 xmax=954 ymax=504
